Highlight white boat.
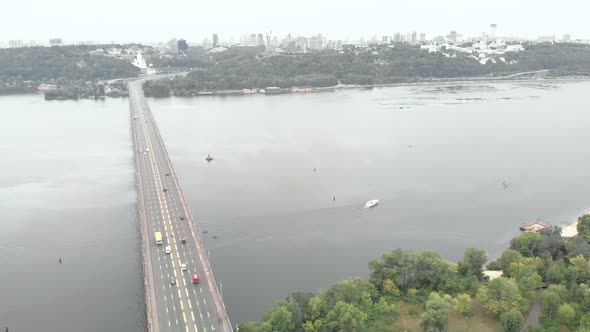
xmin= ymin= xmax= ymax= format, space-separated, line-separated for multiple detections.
xmin=364 ymin=199 xmax=379 ymax=208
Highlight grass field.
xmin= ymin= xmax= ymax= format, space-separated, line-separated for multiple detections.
xmin=372 ymin=299 xmax=503 ymax=332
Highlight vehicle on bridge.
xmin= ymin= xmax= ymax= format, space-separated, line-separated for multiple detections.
xmin=155 ymin=231 xmax=162 ymax=245
xmin=165 ymin=245 xmax=171 ymax=254
xmin=180 ymin=216 xmax=184 ymax=220
xmin=181 ymin=263 xmax=187 ymax=271
xmin=191 ymin=274 xmax=200 ymax=284
xmin=170 ymin=277 xmax=176 ymax=285
xmin=163 ymin=188 xmax=168 ymax=192
xmin=181 ymin=238 xmax=186 ymax=244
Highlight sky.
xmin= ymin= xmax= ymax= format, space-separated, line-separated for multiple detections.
xmin=1 ymin=0 xmax=588 ymax=43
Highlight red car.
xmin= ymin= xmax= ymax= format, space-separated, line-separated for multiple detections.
xmin=191 ymin=274 xmax=200 ymax=284
xmin=181 ymin=238 xmax=186 ymax=244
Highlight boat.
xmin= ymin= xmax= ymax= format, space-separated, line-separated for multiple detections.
xmin=364 ymin=200 xmax=379 ymax=208
xmin=206 ymin=154 xmax=214 ymax=162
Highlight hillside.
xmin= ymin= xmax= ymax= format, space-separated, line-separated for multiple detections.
xmin=143 ymin=43 xmax=590 ymax=97
xmin=0 ymin=45 xmax=141 ymax=94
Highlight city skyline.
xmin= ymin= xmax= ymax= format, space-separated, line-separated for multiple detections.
xmin=0 ymin=0 xmax=588 ymax=43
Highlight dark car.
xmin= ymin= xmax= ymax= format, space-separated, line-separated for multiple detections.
xmin=170 ymin=277 xmax=176 ymax=285
xmin=163 ymin=188 xmax=168 ymax=192
xmin=180 ymin=216 xmax=185 ymax=220
xmin=181 ymin=238 xmax=186 ymax=244
xmin=166 ymin=173 xmax=170 ymax=176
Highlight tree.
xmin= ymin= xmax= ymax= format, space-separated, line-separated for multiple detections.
xmin=382 ymin=279 xmax=401 ymax=297
xmin=238 ymin=322 xmax=260 ymax=332
xmin=496 ymin=250 xmax=524 ymax=276
xmin=477 ymin=278 xmax=523 ymax=318
xmin=420 ymin=293 xmax=452 ymax=332
xmin=268 ymin=305 xmax=294 ymax=332
xmin=459 ymin=248 xmax=487 ymax=280
xmin=566 ymin=236 xmax=590 ymax=259
xmin=577 ymin=214 xmax=590 ymax=241
xmin=323 ymin=301 xmax=368 ymax=332
xmin=455 ymin=293 xmax=473 ymax=318
xmin=556 ymin=303 xmax=576 ymax=328
xmin=510 ymin=232 xmax=544 ymax=257
xmin=539 ymin=226 xmax=566 ymax=259
xmin=500 ymin=309 xmax=524 ymax=332
xmin=372 ymin=297 xmax=400 ymax=320
xmin=542 ymin=290 xmax=561 ymax=319
xmin=544 ymin=261 xmax=565 ymax=284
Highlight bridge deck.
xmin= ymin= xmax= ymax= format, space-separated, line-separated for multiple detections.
xmin=129 ymin=82 xmax=232 ymax=332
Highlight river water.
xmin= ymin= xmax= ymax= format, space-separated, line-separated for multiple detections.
xmin=1 ymin=81 xmax=590 ymax=329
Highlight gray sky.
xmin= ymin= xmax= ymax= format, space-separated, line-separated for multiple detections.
xmin=1 ymin=0 xmax=588 ymax=43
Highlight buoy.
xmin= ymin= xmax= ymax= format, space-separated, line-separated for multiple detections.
xmin=58 ymin=257 xmax=62 ymax=264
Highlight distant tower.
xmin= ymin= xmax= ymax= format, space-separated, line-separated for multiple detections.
xmin=490 ymin=24 xmax=497 ymax=39
xmin=263 ymin=31 xmax=276 ymax=57
xmin=212 ymin=34 xmax=219 ymax=47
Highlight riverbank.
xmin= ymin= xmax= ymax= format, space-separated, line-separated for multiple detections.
xmin=152 ymin=74 xmax=590 ymax=99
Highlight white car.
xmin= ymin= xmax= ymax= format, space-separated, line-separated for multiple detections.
xmin=165 ymin=246 xmax=171 ymax=254
xmin=181 ymin=263 xmax=187 ymax=271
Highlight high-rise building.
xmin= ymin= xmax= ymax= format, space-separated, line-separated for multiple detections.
xmin=419 ymin=33 xmax=426 ymax=42
xmin=250 ymin=34 xmax=257 ymax=46
xmin=8 ymin=40 xmax=23 ymax=48
xmin=490 ymin=24 xmax=497 ymax=39
xmin=563 ymin=34 xmax=571 ymax=42
xmin=177 ymin=39 xmax=188 ymax=53
xmin=393 ymin=33 xmax=401 ymax=43
xmin=411 ymin=31 xmax=417 ymax=42
xmin=257 ymin=34 xmax=265 ymax=46
xmin=212 ymin=34 xmax=219 ymax=47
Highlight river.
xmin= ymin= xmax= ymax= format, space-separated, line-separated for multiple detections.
xmin=1 ymin=80 xmax=590 ymax=330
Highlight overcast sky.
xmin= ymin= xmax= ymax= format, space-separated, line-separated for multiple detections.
xmin=1 ymin=0 xmax=588 ymax=43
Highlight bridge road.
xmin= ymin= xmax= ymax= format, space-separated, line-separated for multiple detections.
xmin=129 ymin=82 xmax=232 ymax=332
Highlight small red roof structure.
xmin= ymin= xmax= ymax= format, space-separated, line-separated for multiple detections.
xmin=520 ymin=221 xmax=550 ymax=233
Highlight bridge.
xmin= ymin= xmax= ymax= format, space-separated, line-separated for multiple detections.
xmin=129 ymin=81 xmax=232 ymax=332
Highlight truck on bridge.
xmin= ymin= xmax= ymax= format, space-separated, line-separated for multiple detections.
xmin=155 ymin=231 xmax=162 ymax=245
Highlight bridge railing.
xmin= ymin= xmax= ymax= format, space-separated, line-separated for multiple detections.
xmin=129 ymin=85 xmax=158 ymax=332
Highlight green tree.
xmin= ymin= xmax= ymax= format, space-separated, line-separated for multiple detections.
xmin=496 ymin=250 xmax=524 ymax=275
xmin=556 ymin=303 xmax=576 ymax=328
xmin=420 ymin=293 xmax=452 ymax=332
xmin=500 ymin=309 xmax=524 ymax=332
xmin=382 ymin=279 xmax=401 ymax=297
xmin=372 ymin=297 xmax=400 ymax=320
xmin=266 ymin=305 xmax=294 ymax=332
xmin=459 ymin=248 xmax=487 ymax=280
xmin=577 ymin=214 xmax=590 ymax=241
xmin=542 ymin=290 xmax=561 ymax=319
xmin=455 ymin=293 xmax=473 ymax=318
xmin=323 ymin=301 xmax=368 ymax=332
xmin=544 ymin=261 xmax=565 ymax=284
xmin=566 ymin=236 xmax=590 ymax=259
xmin=477 ymin=277 xmax=523 ymax=318
xmin=238 ymin=321 xmax=260 ymax=332
xmin=510 ymin=232 xmax=544 ymax=257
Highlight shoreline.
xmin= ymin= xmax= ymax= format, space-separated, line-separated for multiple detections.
xmin=3 ymin=75 xmax=589 ymax=101
xmin=165 ymin=75 xmax=590 ymax=98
